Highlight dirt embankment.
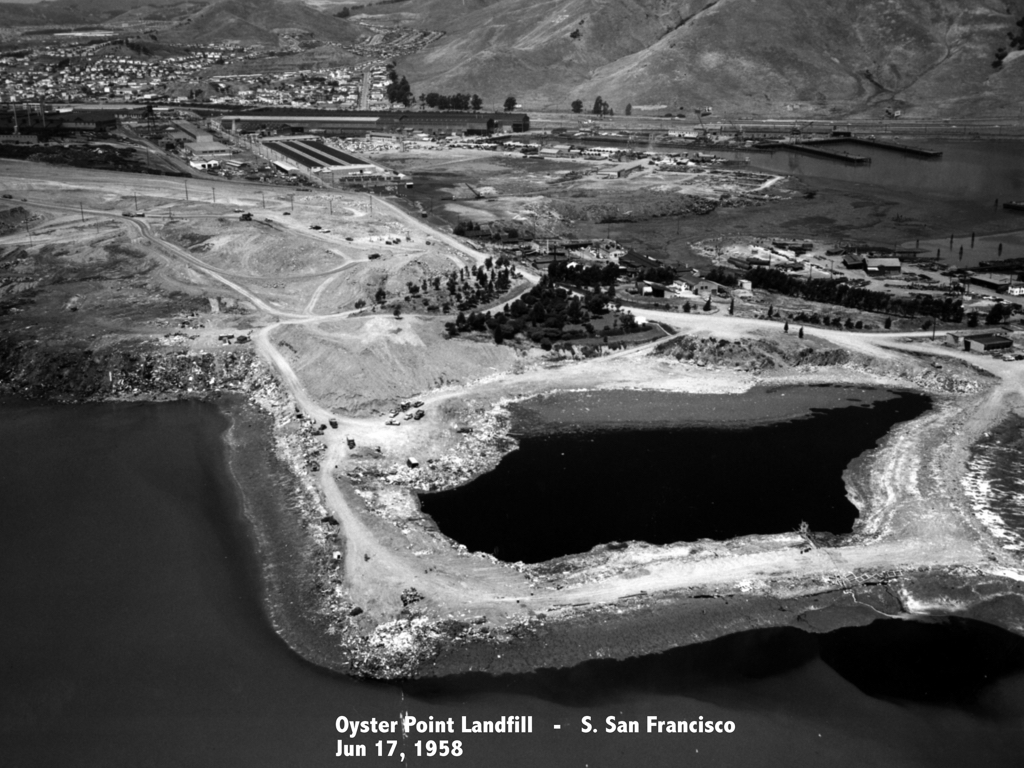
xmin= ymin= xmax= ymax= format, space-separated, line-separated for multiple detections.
xmin=0 ymin=340 xmax=266 ymax=401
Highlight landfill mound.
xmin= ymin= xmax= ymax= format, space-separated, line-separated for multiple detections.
xmin=274 ymin=316 xmax=518 ymax=414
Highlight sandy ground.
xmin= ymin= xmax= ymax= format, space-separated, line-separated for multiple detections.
xmin=5 ymin=158 xmax=1024 ymax=677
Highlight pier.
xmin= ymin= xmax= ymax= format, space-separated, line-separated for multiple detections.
xmin=753 ymin=141 xmax=871 ymax=165
xmin=802 ymin=136 xmax=943 ymax=158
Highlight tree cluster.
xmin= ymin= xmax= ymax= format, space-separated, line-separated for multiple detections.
xmin=745 ymin=267 xmax=964 ymax=323
xmin=419 ymin=92 xmax=483 ymax=111
xmin=705 ymin=267 xmax=739 ymax=287
xmin=548 ymin=260 xmax=620 ymax=287
xmin=385 ymin=67 xmax=412 ymax=106
xmin=637 ymin=265 xmax=677 ymax=285
xmin=376 ymin=257 xmax=514 ymax=316
xmin=591 ymin=97 xmax=612 ymax=116
xmin=446 ymin=275 xmax=648 ymax=348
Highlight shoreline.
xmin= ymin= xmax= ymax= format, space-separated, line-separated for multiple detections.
xmin=4 ymin=341 xmax=1024 ymax=679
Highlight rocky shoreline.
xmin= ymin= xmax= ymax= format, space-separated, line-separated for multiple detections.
xmin=5 ymin=338 xmax=1024 ymax=681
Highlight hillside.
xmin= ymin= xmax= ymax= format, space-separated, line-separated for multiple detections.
xmin=0 ymin=0 xmax=200 ymax=26
xmin=159 ymin=0 xmax=361 ymax=45
xmin=0 ymin=0 xmax=361 ymax=47
xmin=389 ymin=0 xmax=1024 ymax=118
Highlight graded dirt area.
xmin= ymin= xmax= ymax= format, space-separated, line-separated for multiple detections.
xmin=379 ymin=146 xmax=783 ymax=239
xmin=3 ymin=157 xmax=1024 ymax=680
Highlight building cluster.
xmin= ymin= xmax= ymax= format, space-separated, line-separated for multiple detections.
xmin=343 ymin=26 xmax=444 ymax=59
xmin=208 ymin=64 xmax=392 ymax=109
xmin=1 ymin=43 xmax=246 ymax=103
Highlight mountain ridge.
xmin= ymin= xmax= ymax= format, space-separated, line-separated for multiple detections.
xmin=390 ymin=0 xmax=1024 ymax=118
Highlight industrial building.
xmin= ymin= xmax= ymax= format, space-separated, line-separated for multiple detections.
xmin=260 ymin=137 xmax=405 ymax=184
xmin=946 ymin=332 xmax=1014 ymax=352
xmin=220 ymin=108 xmax=530 ymax=137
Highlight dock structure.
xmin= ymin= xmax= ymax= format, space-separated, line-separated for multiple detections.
xmin=753 ymin=141 xmax=871 ymax=165
xmin=801 ymin=136 xmax=943 ymax=158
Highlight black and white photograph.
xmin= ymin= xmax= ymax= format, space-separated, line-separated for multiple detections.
xmin=1 ymin=1 xmax=1023 ymax=766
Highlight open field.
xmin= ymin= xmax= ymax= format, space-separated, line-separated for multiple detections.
xmin=3 ymin=156 xmax=1024 ymax=679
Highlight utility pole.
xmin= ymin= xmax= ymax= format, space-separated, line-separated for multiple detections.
xmin=134 ymin=193 xmax=138 ymax=212
xmin=261 ymin=191 xmax=265 ymax=208
xmin=184 ymin=179 xmax=189 ymax=201
xmin=80 ymin=202 xmax=85 ymax=223
xmin=212 ymin=187 xmax=216 ymax=203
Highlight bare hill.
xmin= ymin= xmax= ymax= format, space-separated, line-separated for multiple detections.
xmin=0 ymin=0 xmax=202 ymax=26
xmin=160 ymin=0 xmax=361 ymax=45
xmin=393 ymin=0 xmax=1024 ymax=118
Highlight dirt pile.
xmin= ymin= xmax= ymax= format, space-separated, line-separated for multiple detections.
xmin=274 ymin=317 xmax=518 ymax=414
xmin=654 ymin=334 xmax=851 ymax=371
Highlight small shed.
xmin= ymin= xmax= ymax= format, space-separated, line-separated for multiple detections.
xmin=637 ymin=280 xmax=667 ymax=298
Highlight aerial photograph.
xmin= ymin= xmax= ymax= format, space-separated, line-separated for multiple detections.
xmin=2 ymin=0 xmax=1024 ymax=765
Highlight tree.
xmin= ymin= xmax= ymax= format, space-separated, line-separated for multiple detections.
xmin=986 ymin=303 xmax=1008 ymax=325
xmin=884 ymin=316 xmax=892 ymax=329
xmin=471 ymin=94 xmax=483 ymax=111
xmin=728 ymin=297 xmax=734 ymax=315
xmin=336 ymin=7 xmax=350 ymax=17
xmin=798 ymin=326 xmax=804 ymax=339
xmin=503 ymin=95 xmax=517 ymax=112
xmin=493 ymin=325 xmax=504 ymax=344
xmin=703 ymin=297 xmax=712 ymax=312
xmin=592 ymin=96 xmax=605 ymax=115
xmin=783 ymin=320 xmax=789 ymax=333
xmin=625 ymin=103 xmax=632 ymax=116
xmin=571 ymin=99 xmax=583 ymax=114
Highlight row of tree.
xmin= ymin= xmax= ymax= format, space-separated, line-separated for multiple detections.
xmin=419 ymin=92 xmax=483 ymax=111
xmin=384 ymin=73 xmax=519 ymax=113
xmin=569 ymin=98 xmax=633 ymax=116
xmin=745 ymin=267 xmax=965 ymax=323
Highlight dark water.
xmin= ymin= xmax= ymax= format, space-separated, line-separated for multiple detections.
xmin=2 ymin=401 xmax=1023 ymax=767
xmin=725 ymin=139 xmax=1024 ymax=204
xmin=419 ymin=391 xmax=931 ymax=564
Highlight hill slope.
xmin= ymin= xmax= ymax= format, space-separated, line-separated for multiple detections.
xmin=157 ymin=0 xmax=361 ymax=45
xmin=392 ymin=0 xmax=1024 ymax=118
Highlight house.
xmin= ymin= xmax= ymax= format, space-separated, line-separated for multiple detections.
xmin=695 ymin=279 xmax=728 ymax=298
xmin=1009 ymin=284 xmax=1024 ymax=297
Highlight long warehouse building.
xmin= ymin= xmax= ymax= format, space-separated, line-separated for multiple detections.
xmin=221 ymin=108 xmax=530 ymax=136
xmin=261 ymin=137 xmax=406 ymax=183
